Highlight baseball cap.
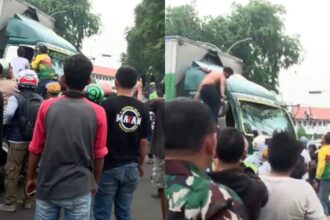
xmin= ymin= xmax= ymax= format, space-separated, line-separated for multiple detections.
xmin=46 ymin=82 xmax=61 ymax=94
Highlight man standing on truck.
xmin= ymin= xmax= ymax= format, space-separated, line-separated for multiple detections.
xmin=194 ymin=66 xmax=234 ymax=120
xmin=31 ymin=45 xmax=54 ymax=98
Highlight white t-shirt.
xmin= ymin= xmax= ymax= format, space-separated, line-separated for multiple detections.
xmin=301 ymin=149 xmax=312 ymax=164
xmin=10 ymin=57 xmax=30 ymax=78
xmin=259 ymin=175 xmax=326 ymax=220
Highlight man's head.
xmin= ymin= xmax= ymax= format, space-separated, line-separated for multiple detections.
xmin=63 ymin=54 xmax=93 ymax=91
xmin=115 ymin=66 xmax=138 ymax=91
xmin=39 ymin=45 xmax=48 ymax=54
xmin=46 ymin=82 xmax=61 ymax=98
xmin=322 ymin=132 xmax=330 ymax=145
xmin=17 ymin=47 xmax=25 ymax=57
xmin=165 ymin=98 xmax=217 ymax=169
xmin=223 ymin=66 xmax=234 ymax=78
xmin=216 ymin=128 xmax=245 ymax=164
xmin=268 ymin=132 xmax=301 ymax=173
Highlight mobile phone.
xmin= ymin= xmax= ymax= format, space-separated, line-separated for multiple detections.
xmin=27 ymin=190 xmax=36 ymax=196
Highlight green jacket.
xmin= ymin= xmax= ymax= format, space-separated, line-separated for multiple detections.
xmin=165 ymin=160 xmax=247 ymax=219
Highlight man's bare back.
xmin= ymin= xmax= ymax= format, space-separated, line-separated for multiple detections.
xmin=200 ymin=71 xmax=224 ymax=86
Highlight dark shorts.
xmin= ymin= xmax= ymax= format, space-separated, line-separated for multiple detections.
xmin=200 ymin=84 xmax=221 ymax=121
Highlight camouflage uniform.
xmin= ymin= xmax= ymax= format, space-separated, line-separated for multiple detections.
xmin=165 ymin=160 xmax=246 ymax=220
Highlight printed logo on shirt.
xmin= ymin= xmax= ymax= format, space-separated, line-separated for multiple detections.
xmin=116 ymin=106 xmax=142 ymax=132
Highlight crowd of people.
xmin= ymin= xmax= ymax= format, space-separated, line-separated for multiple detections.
xmin=1 ymin=46 xmax=330 ymax=220
xmin=0 ymin=47 xmax=165 ymax=220
xmin=165 ymin=65 xmax=330 ymax=220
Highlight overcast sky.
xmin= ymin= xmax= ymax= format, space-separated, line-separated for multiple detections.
xmin=82 ymin=0 xmax=141 ymax=68
xmin=166 ymin=0 xmax=330 ymax=108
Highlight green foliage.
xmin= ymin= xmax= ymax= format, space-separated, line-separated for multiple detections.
xmin=123 ymin=0 xmax=165 ymax=85
xmin=166 ymin=0 xmax=302 ymax=92
xmin=25 ymin=0 xmax=100 ymax=49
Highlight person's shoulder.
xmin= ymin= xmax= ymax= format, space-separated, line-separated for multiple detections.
xmin=103 ymin=95 xmax=119 ymax=107
xmin=23 ymin=57 xmax=29 ymax=63
xmin=82 ymin=98 xmax=104 ymax=112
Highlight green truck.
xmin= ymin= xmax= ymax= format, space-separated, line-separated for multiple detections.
xmin=0 ymin=0 xmax=77 ymax=75
xmin=165 ymin=35 xmax=296 ymax=138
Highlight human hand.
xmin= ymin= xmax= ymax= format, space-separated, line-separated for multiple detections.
xmin=25 ymin=179 xmax=37 ymax=197
xmin=138 ymin=164 xmax=144 ymax=177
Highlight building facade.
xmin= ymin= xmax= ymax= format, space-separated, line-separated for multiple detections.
xmin=291 ymin=106 xmax=330 ymax=137
xmin=92 ymin=65 xmax=117 ymax=94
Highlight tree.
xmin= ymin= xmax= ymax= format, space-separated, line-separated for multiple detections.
xmin=123 ymin=0 xmax=165 ymax=87
xmin=25 ymin=0 xmax=100 ymax=49
xmin=166 ymin=0 xmax=302 ymax=92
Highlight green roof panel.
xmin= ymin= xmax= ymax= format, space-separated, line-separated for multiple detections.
xmin=5 ymin=14 xmax=77 ymax=53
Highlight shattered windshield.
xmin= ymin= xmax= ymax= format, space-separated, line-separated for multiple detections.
xmin=48 ymin=51 xmax=68 ymax=76
xmin=240 ymin=101 xmax=295 ymax=136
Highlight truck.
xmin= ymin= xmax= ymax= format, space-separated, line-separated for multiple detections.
xmin=0 ymin=0 xmax=78 ymax=75
xmin=165 ymin=35 xmax=296 ymax=140
xmin=0 ymin=0 xmax=78 ymax=187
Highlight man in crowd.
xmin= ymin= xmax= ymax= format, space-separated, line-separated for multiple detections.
xmin=194 ymin=66 xmax=233 ymax=120
xmin=25 ymin=54 xmax=108 ymax=219
xmin=31 ymin=45 xmax=54 ymax=98
xmin=94 ymin=66 xmax=150 ymax=220
xmin=209 ymin=128 xmax=268 ymax=220
xmin=0 ymin=63 xmax=17 ymax=109
xmin=316 ymin=132 xmax=330 ymax=215
xmin=165 ymin=98 xmax=245 ymax=219
xmin=259 ymin=132 xmax=326 ymax=220
xmin=0 ymin=74 xmax=42 ymax=212
xmin=10 ymin=47 xmax=30 ymax=78
xmin=147 ymin=98 xmax=165 ymax=219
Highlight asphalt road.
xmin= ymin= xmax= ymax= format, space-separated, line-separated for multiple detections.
xmin=0 ymin=163 xmax=161 ymax=220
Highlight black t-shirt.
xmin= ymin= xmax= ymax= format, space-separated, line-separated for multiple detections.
xmin=103 ymin=95 xmax=150 ymax=169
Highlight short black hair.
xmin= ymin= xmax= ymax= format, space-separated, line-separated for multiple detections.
xmin=64 ymin=54 xmax=93 ymax=90
xmin=268 ymin=132 xmax=301 ymax=172
xmin=0 ymin=63 xmax=3 ymax=73
xmin=308 ymin=144 xmax=317 ymax=151
xmin=217 ymin=128 xmax=245 ymax=163
xmin=39 ymin=46 xmax=48 ymax=54
xmin=115 ymin=66 xmax=138 ymax=89
xmin=165 ymin=98 xmax=216 ymax=152
xmin=223 ymin=66 xmax=234 ymax=75
xmin=253 ymin=130 xmax=259 ymax=138
xmin=17 ymin=47 xmax=25 ymax=57
xmin=324 ymin=132 xmax=330 ymax=144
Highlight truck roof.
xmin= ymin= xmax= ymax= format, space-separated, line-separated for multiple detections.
xmin=227 ymin=74 xmax=279 ymax=103
xmin=6 ymin=14 xmax=77 ymax=53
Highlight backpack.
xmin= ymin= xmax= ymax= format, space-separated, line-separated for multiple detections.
xmin=14 ymin=92 xmax=44 ymax=141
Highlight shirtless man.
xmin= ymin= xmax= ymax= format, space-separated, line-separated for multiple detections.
xmin=194 ymin=66 xmax=234 ymax=120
